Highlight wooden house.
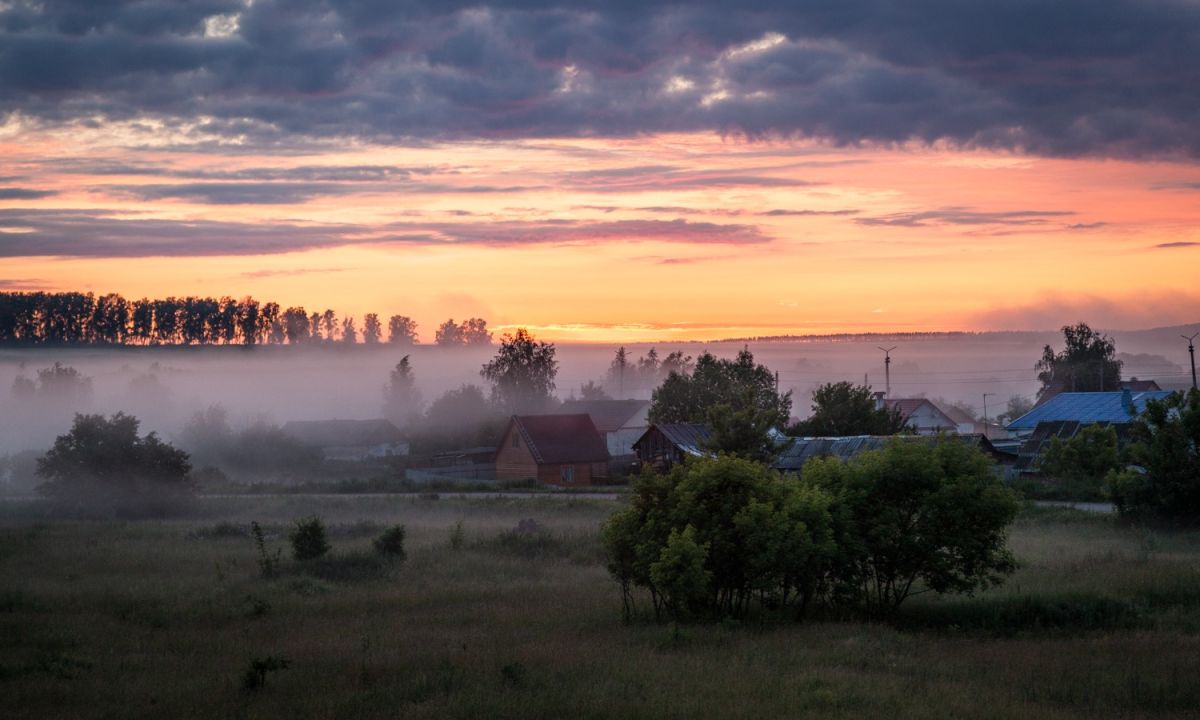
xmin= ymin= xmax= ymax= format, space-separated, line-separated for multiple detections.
xmin=494 ymin=414 xmax=610 ymax=486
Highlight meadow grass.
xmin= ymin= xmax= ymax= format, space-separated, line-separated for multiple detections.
xmin=2 ymin=497 xmax=1199 ymax=719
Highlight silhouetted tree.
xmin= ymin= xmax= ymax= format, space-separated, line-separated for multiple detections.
xmin=1036 ymin=322 xmax=1122 ymax=398
xmin=387 ymin=315 xmax=418 ymax=345
xmin=362 ymin=314 xmax=382 ymax=345
xmin=461 ymin=317 xmax=492 ymax=346
xmin=282 ymin=307 xmax=311 ymax=344
xmin=607 ymin=346 xmax=631 ymax=397
xmin=382 ymin=355 xmax=422 ymax=427
xmin=435 ymin=318 xmax=464 ymax=346
xmin=340 ymin=317 xmax=358 ymax=345
xmin=480 ymin=328 xmax=558 ymax=414
xmin=579 ymin=380 xmax=611 ymax=401
xmin=36 ymin=412 xmax=193 ymax=515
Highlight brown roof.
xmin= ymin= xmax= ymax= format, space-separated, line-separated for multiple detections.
xmin=933 ymin=402 xmax=979 ymax=428
xmin=511 ymin=414 xmax=609 ymax=464
xmin=556 ymin=399 xmax=649 ymax=433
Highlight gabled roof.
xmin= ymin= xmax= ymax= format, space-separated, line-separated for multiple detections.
xmin=633 ymin=423 xmax=713 ymax=457
xmin=556 ymin=399 xmax=649 ymax=433
xmin=510 ymin=414 xmax=609 ymax=464
xmin=884 ymin=398 xmax=931 ymax=419
xmin=1007 ymin=390 xmax=1174 ymax=431
xmin=281 ymin=419 xmax=403 ymax=447
xmin=934 ymin=402 xmax=978 ymax=429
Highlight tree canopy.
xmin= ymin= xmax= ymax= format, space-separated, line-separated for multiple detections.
xmin=788 ymin=381 xmax=907 ymax=436
xmin=1036 ymin=322 xmax=1123 ymax=397
xmin=37 ymin=412 xmax=193 ymax=515
xmin=480 ymin=328 xmax=558 ymax=414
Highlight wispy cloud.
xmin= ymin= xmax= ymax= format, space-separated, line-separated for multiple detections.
xmin=856 ymin=206 xmax=1074 ymax=228
xmin=0 ymin=187 xmax=57 ymax=200
xmin=1152 ymin=241 xmax=1200 ymax=249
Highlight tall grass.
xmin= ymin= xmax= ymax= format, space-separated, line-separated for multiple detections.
xmin=2 ymin=497 xmax=1199 ymax=718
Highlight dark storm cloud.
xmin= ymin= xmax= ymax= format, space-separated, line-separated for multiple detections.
xmin=0 ymin=209 xmax=767 ymax=257
xmin=2 ymin=1 xmax=1197 ymax=157
xmin=856 ymin=207 xmax=1075 ymax=227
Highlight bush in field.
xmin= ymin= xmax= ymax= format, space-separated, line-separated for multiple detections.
xmin=1108 ymin=389 xmax=1200 ymax=523
xmin=804 ymin=437 xmax=1020 ymax=616
xmin=289 ymin=516 xmax=331 ymax=561
xmin=602 ymin=455 xmax=838 ymax=622
xmin=35 ymin=412 xmax=192 ymax=516
xmin=604 ymin=439 xmax=1019 ymax=623
xmin=372 ymin=525 xmax=407 ymax=560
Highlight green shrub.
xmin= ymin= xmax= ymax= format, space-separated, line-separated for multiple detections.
xmin=289 ymin=515 xmax=330 ymax=561
xmin=372 ymin=525 xmax=407 ymax=560
xmin=251 ymin=521 xmax=282 ymax=578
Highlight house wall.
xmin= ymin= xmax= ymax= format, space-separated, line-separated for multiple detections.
xmin=906 ymin=404 xmax=957 ymax=435
xmin=536 ymin=461 xmax=607 ymax=487
xmin=495 ymin=423 xmax=539 ymax=482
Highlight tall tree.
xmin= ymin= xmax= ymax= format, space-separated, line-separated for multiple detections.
xmin=435 ymin=318 xmax=464 ymax=346
xmin=321 ymin=309 xmax=337 ymax=343
xmin=362 ymin=313 xmax=382 ymax=345
xmin=282 ymin=307 xmax=311 ymax=345
xmin=790 ymin=382 xmax=908 ymax=436
xmin=1036 ymin=322 xmax=1122 ymax=397
xmin=649 ymin=348 xmax=791 ymax=428
xmin=387 ymin=315 xmax=419 ymax=345
xmin=480 ymin=328 xmax=558 ymax=414
xmin=607 ymin=346 xmax=631 ymax=397
xmin=340 ymin=317 xmax=358 ymax=345
xmin=1108 ymin=389 xmax=1200 ymax=522
xmin=461 ymin=318 xmax=492 ymax=346
xmin=382 ymin=355 xmax=422 ymax=427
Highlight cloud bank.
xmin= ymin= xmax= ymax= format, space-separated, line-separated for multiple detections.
xmin=2 ymin=1 xmax=1199 ymax=157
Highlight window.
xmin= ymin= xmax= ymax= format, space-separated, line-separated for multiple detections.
xmin=560 ymin=465 xmax=574 ymax=483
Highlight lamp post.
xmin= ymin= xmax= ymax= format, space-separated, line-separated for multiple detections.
xmin=982 ymin=392 xmax=994 ymax=439
xmin=877 ymin=346 xmax=896 ymax=398
xmin=1185 ymin=332 xmax=1198 ymax=390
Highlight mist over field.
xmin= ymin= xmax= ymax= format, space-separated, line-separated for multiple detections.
xmin=2 ymin=326 xmax=1193 ymax=459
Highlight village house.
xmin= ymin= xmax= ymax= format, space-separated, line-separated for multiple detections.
xmin=494 ymin=414 xmax=610 ymax=486
xmin=881 ymin=397 xmax=965 ymax=435
xmin=281 ymin=419 xmax=408 ymax=462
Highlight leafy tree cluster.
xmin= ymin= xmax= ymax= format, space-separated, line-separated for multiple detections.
xmin=1036 ymin=322 xmax=1123 ymax=397
xmin=176 ymin=405 xmax=321 ymax=480
xmin=36 ymin=412 xmax=193 ymax=516
xmin=381 ymin=355 xmax=423 ymax=428
xmin=996 ymin=394 xmax=1034 ymax=425
xmin=1108 ymin=389 xmax=1200 ymax=523
xmin=434 ymin=317 xmax=492 ymax=346
xmin=0 ymin=291 xmax=422 ymax=347
xmin=606 ymin=347 xmax=694 ymax=398
xmin=11 ymin=362 xmax=94 ymax=407
xmin=480 ymin=328 xmax=558 ymax=414
xmin=603 ymin=439 xmax=1018 ymax=623
xmin=789 ymin=381 xmax=907 ymax=436
xmin=1034 ymin=424 xmax=1121 ymax=501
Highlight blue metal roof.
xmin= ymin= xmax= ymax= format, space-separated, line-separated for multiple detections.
xmin=1006 ymin=391 xmax=1174 ymax=431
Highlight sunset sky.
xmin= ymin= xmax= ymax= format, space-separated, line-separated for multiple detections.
xmin=2 ymin=1 xmax=1198 ymax=342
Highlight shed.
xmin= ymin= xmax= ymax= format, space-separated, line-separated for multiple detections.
xmin=632 ymin=423 xmax=713 ymax=470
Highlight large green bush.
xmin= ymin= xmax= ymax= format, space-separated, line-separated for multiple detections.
xmin=289 ymin=515 xmax=331 ymax=561
xmin=603 ymin=438 xmax=1019 ymax=623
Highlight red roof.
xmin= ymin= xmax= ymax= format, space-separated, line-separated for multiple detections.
xmin=511 ymin=414 xmax=609 ymax=465
xmin=884 ymin=398 xmax=932 ymax=419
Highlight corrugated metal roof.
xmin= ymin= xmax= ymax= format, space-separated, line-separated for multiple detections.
xmin=655 ymin=423 xmax=713 ymax=457
xmin=774 ymin=434 xmax=1006 ymax=472
xmin=1007 ymin=391 xmax=1173 ymax=431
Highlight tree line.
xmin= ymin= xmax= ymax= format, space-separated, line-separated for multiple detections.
xmin=0 ymin=291 xmax=493 ymax=347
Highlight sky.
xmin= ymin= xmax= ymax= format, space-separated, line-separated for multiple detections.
xmin=1 ymin=0 xmax=1198 ymax=343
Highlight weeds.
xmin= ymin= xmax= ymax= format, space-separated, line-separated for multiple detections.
xmin=250 ymin=521 xmax=282 ymax=579
xmin=449 ymin=519 xmax=465 ymax=551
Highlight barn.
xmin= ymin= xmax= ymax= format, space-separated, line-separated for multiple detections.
xmin=494 ymin=414 xmax=610 ymax=486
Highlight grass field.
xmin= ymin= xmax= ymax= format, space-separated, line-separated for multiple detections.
xmin=3 ymin=496 xmax=1200 ymax=719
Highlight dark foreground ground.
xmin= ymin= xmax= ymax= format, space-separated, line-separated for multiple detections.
xmin=3 ymin=496 xmax=1199 ymax=719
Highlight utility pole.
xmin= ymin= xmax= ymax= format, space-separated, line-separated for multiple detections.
xmin=982 ymin=392 xmax=994 ymax=439
xmin=1185 ymin=332 xmax=1199 ymax=390
xmin=878 ymin=346 xmax=897 ymax=398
